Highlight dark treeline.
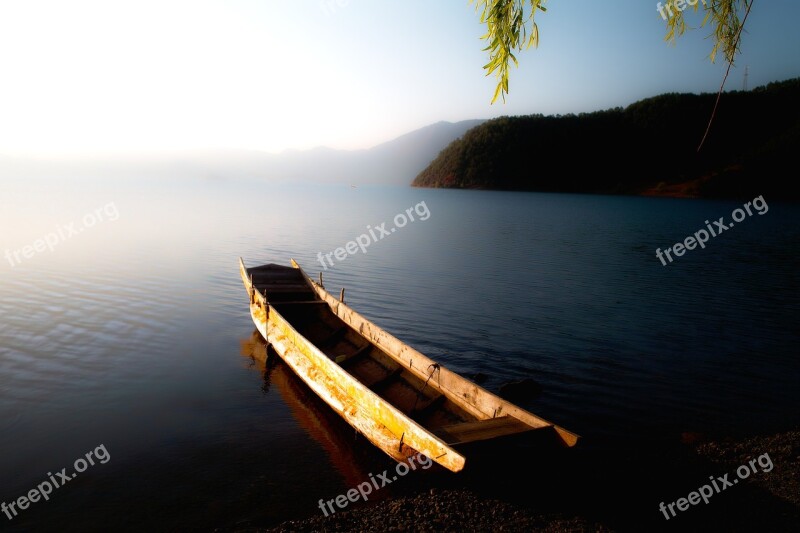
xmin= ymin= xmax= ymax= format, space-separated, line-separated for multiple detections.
xmin=412 ymin=78 xmax=800 ymax=199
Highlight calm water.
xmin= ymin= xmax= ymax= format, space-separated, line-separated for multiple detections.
xmin=1 ymin=177 xmax=798 ymax=530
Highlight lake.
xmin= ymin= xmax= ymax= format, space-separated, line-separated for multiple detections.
xmin=1 ymin=176 xmax=798 ymax=530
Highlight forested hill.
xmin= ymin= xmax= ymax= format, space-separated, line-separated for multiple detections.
xmin=412 ymin=78 xmax=800 ymax=200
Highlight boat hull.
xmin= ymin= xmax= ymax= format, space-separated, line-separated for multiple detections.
xmin=240 ymin=259 xmax=467 ymax=472
xmin=239 ymin=258 xmax=579 ymax=473
xmin=291 ymin=259 xmax=579 ymax=448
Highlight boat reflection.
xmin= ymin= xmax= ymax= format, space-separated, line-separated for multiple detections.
xmin=240 ymin=329 xmax=390 ymax=490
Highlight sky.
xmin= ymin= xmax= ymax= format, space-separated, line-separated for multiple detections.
xmin=0 ymin=0 xmax=798 ymax=157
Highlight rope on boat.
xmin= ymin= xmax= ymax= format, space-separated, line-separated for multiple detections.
xmin=411 ymin=363 xmax=440 ymax=414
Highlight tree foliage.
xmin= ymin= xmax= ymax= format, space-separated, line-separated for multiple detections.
xmin=664 ymin=0 xmax=753 ymax=64
xmin=412 ymin=78 xmax=800 ymax=199
xmin=471 ymin=0 xmax=546 ymax=103
xmin=474 ymin=0 xmax=755 ymax=104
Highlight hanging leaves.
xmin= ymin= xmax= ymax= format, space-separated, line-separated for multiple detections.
xmin=474 ymin=0 xmax=755 ymax=104
xmin=472 ymin=0 xmax=547 ymax=104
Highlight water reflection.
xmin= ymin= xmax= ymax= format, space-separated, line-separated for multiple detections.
xmin=240 ymin=329 xmax=389 ymax=492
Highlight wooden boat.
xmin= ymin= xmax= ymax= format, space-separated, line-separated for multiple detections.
xmin=239 ymin=258 xmax=579 ymax=472
xmin=240 ymin=330 xmax=376 ymax=488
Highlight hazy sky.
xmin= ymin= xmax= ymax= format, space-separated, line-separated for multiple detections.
xmin=0 ymin=0 xmax=797 ymax=156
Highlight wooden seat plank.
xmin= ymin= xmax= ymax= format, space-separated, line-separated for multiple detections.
xmin=367 ymin=366 xmax=404 ymax=392
xmin=335 ymin=342 xmax=373 ymax=365
xmin=254 ymin=284 xmax=312 ymax=292
xmin=319 ymin=326 xmax=348 ymax=349
xmin=433 ymin=416 xmax=534 ymax=446
xmin=411 ymin=394 xmax=446 ymax=418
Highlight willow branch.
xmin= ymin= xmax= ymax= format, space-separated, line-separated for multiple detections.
xmin=697 ymin=0 xmax=755 ymax=153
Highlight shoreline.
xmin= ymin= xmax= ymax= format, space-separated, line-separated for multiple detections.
xmin=246 ymin=427 xmax=799 ymax=532
xmin=411 ymin=177 xmax=790 ymax=202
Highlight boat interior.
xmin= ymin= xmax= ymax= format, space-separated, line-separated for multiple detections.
xmin=246 ymin=263 xmax=539 ymax=447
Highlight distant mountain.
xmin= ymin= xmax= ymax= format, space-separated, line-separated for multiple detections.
xmin=412 ymin=79 xmax=800 ymax=200
xmin=256 ymin=119 xmax=486 ymax=185
xmin=0 ymin=120 xmax=485 ymax=185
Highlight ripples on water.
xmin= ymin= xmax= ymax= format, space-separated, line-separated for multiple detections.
xmin=0 ymin=177 xmax=798 ymax=529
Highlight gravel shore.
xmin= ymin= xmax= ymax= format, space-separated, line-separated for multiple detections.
xmin=693 ymin=429 xmax=800 ymax=507
xmin=265 ymin=488 xmax=607 ymax=533
xmin=238 ymin=428 xmax=800 ymax=532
